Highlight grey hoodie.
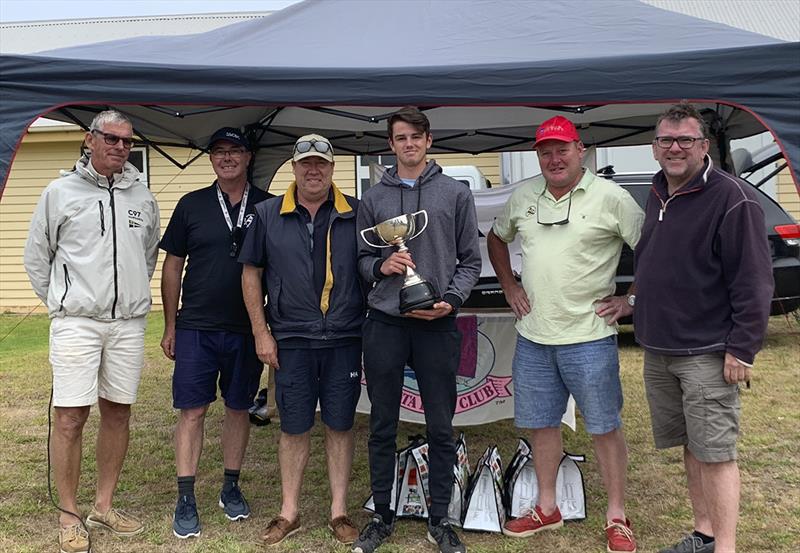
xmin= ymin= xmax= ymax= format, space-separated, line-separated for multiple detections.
xmin=357 ymin=160 xmax=481 ymax=316
xmin=24 ymin=155 xmax=160 ymax=320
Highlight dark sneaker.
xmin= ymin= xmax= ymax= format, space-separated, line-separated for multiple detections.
xmin=351 ymin=515 xmax=394 ymax=553
xmin=605 ymin=518 xmax=637 ymax=552
xmin=427 ymin=519 xmax=466 ymax=553
xmin=503 ymin=505 xmax=563 ymax=537
xmin=173 ymin=495 xmax=201 ymax=539
xmin=659 ymin=534 xmax=715 ymax=553
xmin=219 ymin=484 xmax=250 ymax=521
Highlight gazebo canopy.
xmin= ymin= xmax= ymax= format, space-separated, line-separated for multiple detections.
xmin=1 ymin=0 xmax=798 ymax=192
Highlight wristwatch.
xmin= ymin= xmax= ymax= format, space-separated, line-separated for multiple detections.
xmin=626 ymin=294 xmax=636 ymax=307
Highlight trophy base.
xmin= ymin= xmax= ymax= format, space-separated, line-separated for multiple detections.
xmin=399 ymin=281 xmax=439 ymax=314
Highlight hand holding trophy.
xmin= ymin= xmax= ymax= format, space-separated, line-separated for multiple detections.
xmin=360 ymin=210 xmax=440 ymax=313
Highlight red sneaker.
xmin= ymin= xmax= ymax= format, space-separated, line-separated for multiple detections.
xmin=605 ymin=518 xmax=637 ymax=552
xmin=502 ymin=505 xmax=563 ymax=538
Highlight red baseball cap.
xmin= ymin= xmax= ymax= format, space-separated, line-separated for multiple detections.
xmin=533 ymin=115 xmax=581 ymax=147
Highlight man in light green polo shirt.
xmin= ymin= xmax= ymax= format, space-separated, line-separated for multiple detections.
xmin=487 ymin=115 xmax=643 ymax=553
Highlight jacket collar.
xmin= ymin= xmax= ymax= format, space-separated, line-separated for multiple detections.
xmin=653 ymin=154 xmax=714 ymax=197
xmin=280 ymin=181 xmax=352 ymax=215
xmin=74 ymin=154 xmax=139 ymax=190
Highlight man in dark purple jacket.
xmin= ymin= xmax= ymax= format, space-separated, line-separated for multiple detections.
xmin=633 ymin=102 xmax=773 ymax=553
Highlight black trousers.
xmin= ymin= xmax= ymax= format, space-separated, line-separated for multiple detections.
xmin=363 ymin=315 xmax=461 ymax=518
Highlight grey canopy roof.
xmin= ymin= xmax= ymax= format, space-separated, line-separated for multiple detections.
xmin=1 ymin=0 xmax=798 ymax=193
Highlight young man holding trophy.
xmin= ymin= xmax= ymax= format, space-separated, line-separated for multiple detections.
xmin=353 ymin=107 xmax=481 ymax=553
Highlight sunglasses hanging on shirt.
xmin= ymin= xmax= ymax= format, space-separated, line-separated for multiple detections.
xmin=215 ymin=182 xmax=250 ymax=257
xmin=536 ymin=189 xmax=573 ymax=226
xmin=230 ymin=227 xmax=244 ymax=258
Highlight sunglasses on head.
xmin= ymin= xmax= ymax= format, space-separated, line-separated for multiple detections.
xmin=91 ymin=130 xmax=134 ymax=149
xmin=294 ymin=139 xmax=331 ymax=155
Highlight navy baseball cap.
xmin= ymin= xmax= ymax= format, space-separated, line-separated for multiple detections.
xmin=208 ymin=127 xmax=251 ymax=151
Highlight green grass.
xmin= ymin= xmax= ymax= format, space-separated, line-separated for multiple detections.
xmin=0 ymin=313 xmax=798 ymax=552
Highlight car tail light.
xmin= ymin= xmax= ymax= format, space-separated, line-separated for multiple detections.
xmin=775 ymin=224 xmax=800 ymax=246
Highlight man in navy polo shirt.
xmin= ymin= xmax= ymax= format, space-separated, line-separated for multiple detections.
xmin=159 ymin=127 xmax=269 ymax=539
xmin=239 ymin=134 xmax=364 ymax=546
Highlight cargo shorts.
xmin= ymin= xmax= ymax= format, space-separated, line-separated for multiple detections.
xmin=643 ymin=351 xmax=740 ymax=463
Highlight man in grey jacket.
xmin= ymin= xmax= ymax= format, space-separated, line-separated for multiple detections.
xmin=24 ymin=110 xmax=159 ymax=553
xmin=352 ymin=107 xmax=481 ymax=553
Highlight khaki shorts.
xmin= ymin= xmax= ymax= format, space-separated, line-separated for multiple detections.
xmin=50 ymin=316 xmax=147 ymax=407
xmin=643 ymin=350 xmax=740 ymax=463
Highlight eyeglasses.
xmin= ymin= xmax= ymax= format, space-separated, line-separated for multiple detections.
xmin=294 ymin=139 xmax=331 ymax=155
xmin=211 ymin=147 xmax=247 ymax=160
xmin=91 ymin=130 xmax=134 ymax=149
xmin=537 ymin=189 xmax=572 ymax=226
xmin=654 ymin=136 xmax=706 ymax=149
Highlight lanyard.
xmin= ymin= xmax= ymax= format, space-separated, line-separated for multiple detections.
xmin=215 ymin=182 xmax=250 ymax=232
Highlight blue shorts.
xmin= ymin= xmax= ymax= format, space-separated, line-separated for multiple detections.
xmin=173 ymin=329 xmax=263 ymax=410
xmin=275 ymin=343 xmax=362 ymax=435
xmin=512 ymin=334 xmax=622 ymax=435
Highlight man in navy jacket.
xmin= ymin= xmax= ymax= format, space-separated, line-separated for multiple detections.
xmin=634 ymin=102 xmax=773 ymax=553
xmin=240 ymin=134 xmax=364 ymax=547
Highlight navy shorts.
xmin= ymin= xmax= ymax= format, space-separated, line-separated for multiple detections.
xmin=173 ymin=329 xmax=263 ymax=410
xmin=275 ymin=342 xmax=362 ymax=435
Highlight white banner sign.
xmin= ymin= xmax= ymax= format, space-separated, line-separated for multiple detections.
xmin=357 ymin=313 xmax=575 ymax=429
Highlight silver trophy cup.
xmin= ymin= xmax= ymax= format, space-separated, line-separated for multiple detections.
xmin=360 ymin=210 xmax=439 ymax=313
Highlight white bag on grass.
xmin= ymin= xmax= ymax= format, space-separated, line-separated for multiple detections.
xmin=447 ymin=432 xmax=471 ymax=526
xmin=363 ymin=436 xmax=424 ymax=514
xmin=504 ymin=438 xmax=587 ymax=521
xmin=555 ymin=452 xmax=586 ymax=520
xmin=396 ymin=441 xmax=431 ymax=518
xmin=462 ymin=445 xmax=505 ymax=532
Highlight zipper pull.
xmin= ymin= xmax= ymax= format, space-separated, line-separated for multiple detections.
xmin=658 ymin=208 xmax=664 ymax=222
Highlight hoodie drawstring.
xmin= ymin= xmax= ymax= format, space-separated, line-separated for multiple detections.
xmin=399 ymin=178 xmax=422 ymax=215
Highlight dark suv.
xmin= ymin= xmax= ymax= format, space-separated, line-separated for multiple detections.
xmin=464 ymin=160 xmax=800 ymax=317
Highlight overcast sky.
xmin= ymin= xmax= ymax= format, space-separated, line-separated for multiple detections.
xmin=0 ymin=0 xmax=300 ymax=22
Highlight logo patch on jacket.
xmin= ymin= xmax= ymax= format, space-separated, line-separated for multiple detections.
xmin=244 ymin=214 xmax=255 ymax=228
xmin=128 ymin=209 xmax=143 ymax=228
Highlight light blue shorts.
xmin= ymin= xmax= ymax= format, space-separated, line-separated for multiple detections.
xmin=512 ymin=334 xmax=623 ymax=435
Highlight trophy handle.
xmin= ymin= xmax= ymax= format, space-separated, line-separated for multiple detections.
xmin=407 ymin=210 xmax=429 ymax=242
xmin=360 ymin=226 xmax=393 ymax=249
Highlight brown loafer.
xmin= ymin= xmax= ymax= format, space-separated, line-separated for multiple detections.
xmin=329 ymin=515 xmax=359 ymax=545
xmin=261 ymin=516 xmax=302 ymax=546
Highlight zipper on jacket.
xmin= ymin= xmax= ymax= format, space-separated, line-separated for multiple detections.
xmin=108 ymin=187 xmax=119 ymax=319
xmin=98 ymin=200 xmax=105 ymax=236
xmin=652 ymin=185 xmax=702 ymax=222
xmin=59 ymin=264 xmax=71 ymax=312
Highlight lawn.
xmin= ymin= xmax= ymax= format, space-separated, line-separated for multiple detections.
xmin=0 ymin=313 xmax=798 ymax=553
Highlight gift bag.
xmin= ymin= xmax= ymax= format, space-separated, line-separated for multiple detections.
xmin=504 ymin=439 xmax=587 ymax=521
xmin=503 ymin=438 xmax=536 ymax=517
xmin=556 ymin=452 xmax=586 ymax=521
xmin=447 ymin=432 xmax=471 ymax=526
xmin=462 ymin=445 xmax=505 ymax=532
xmin=363 ymin=436 xmax=425 ymax=514
xmin=396 ymin=441 xmax=431 ymax=519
